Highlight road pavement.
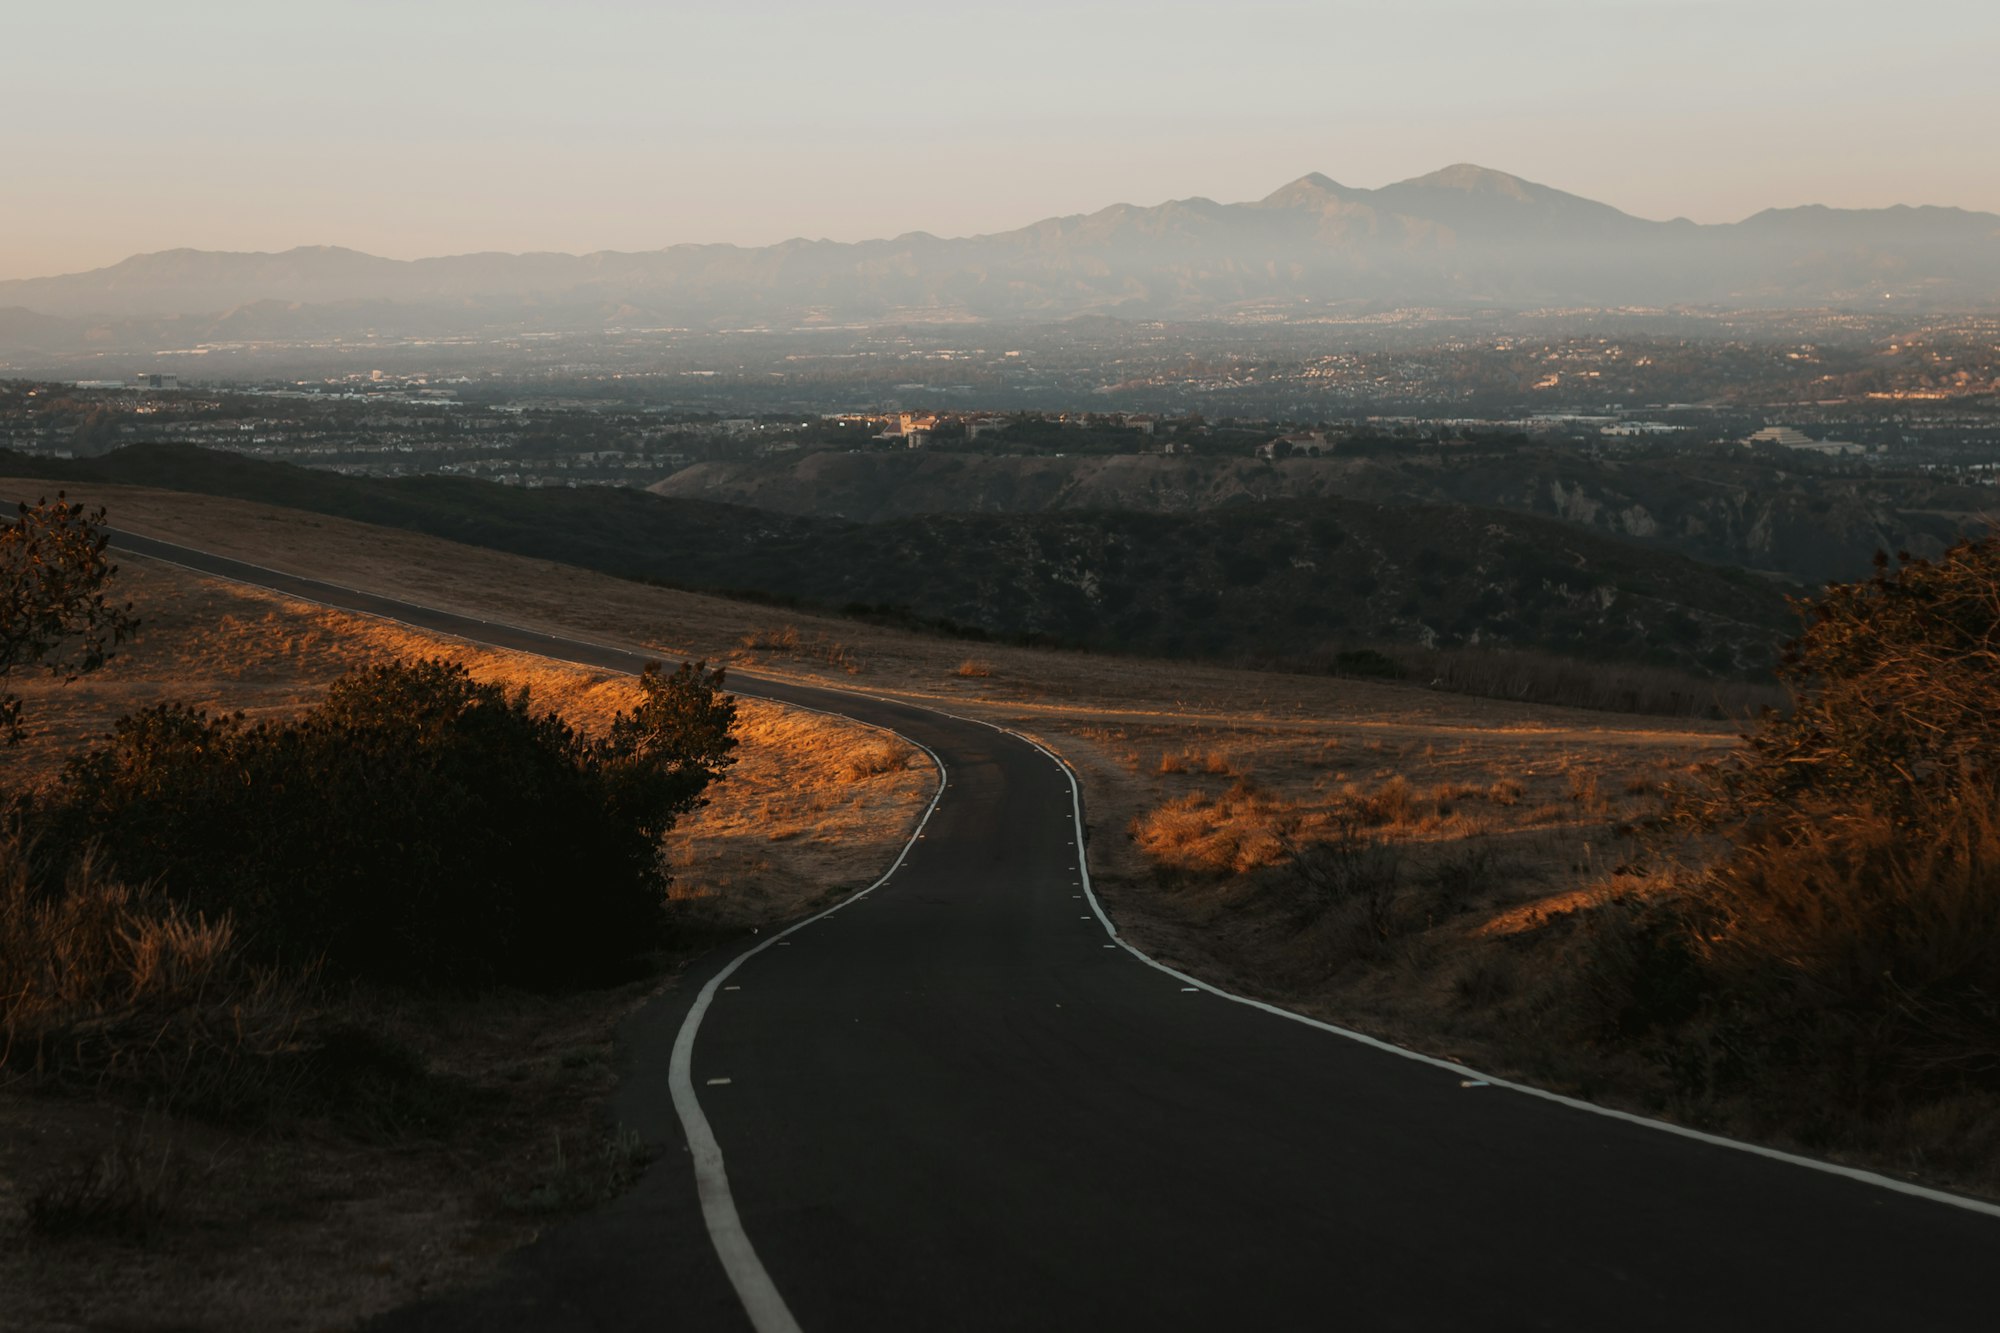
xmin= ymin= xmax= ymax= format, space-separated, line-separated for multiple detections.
xmin=114 ymin=531 xmax=2000 ymax=1332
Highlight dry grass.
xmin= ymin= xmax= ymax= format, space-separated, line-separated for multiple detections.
xmin=1132 ymin=781 xmax=1296 ymax=878
xmin=664 ymin=700 xmax=929 ymax=927
xmin=953 ymin=658 xmax=993 ymax=678
xmin=25 ymin=1117 xmax=194 ymax=1244
xmin=0 ymin=841 xmax=312 ymax=1120
xmin=1 ymin=560 xmax=638 ymax=788
xmin=0 ymin=976 xmax=663 ymax=1332
xmin=738 ymin=624 xmax=862 ymax=674
xmin=1323 ymin=642 xmax=1786 ymax=719
xmin=1 ymin=846 xmax=239 ymax=1038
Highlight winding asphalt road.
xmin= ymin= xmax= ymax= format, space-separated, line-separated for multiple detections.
xmin=116 ymin=531 xmax=2000 ymax=1332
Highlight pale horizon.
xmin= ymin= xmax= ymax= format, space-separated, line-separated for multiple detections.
xmin=5 ymin=0 xmax=1996 ymax=282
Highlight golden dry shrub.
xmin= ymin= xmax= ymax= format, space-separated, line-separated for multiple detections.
xmin=0 ymin=842 xmax=238 ymax=1037
xmin=1348 ymin=774 xmax=1416 ymax=826
xmin=1695 ymin=786 xmax=2000 ymax=1089
xmin=739 ymin=625 xmax=861 ymax=673
xmin=841 ymin=743 xmax=906 ymax=781
xmin=1626 ymin=538 xmax=2000 ymax=1104
xmin=1131 ymin=780 xmax=1300 ymax=877
xmin=0 ymin=833 xmax=319 ymax=1119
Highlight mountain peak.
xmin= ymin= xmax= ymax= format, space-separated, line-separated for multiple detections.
xmin=1394 ymin=163 xmax=1537 ymax=199
xmin=1259 ymin=173 xmax=1359 ymax=208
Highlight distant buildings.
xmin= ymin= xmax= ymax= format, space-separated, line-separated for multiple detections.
xmin=1743 ymin=425 xmax=1866 ymax=456
xmin=70 ymin=374 xmax=179 ymax=391
xmin=885 ymin=411 xmax=939 ymax=448
xmin=1257 ymin=432 xmax=1327 ymax=459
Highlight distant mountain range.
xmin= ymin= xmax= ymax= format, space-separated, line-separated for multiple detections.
xmin=5 ymin=165 xmax=1999 ymax=350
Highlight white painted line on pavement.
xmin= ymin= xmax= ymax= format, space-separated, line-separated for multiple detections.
xmin=665 ymin=719 xmax=948 ymax=1333
xmin=893 ymin=695 xmax=2000 ymax=1225
xmin=1005 ymin=728 xmax=2000 ymax=1224
xmin=707 ymin=1078 xmax=733 ymax=1086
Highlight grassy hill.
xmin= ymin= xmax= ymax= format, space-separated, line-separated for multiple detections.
xmin=5 ymin=444 xmax=1790 ymax=680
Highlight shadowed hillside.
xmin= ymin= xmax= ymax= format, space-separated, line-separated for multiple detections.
xmin=4 ymin=444 xmax=1790 ymax=679
xmin=650 ymin=445 xmax=1985 ymax=586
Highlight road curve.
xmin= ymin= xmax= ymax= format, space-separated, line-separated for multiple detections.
xmin=114 ymin=531 xmax=1998 ymax=1332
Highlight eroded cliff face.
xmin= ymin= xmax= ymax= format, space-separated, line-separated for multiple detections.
xmin=1495 ymin=465 xmax=1960 ymax=581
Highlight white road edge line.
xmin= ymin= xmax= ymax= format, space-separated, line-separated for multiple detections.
xmin=1000 ymin=725 xmax=2000 ymax=1224
xmin=115 ymin=535 xmax=2000 ymax=1227
xmin=664 ymin=708 xmax=946 ymax=1333
xmin=892 ymin=694 xmax=2000 ymax=1223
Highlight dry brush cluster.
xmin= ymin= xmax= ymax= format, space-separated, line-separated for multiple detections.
xmin=1626 ymin=540 xmax=2000 ymax=1121
xmin=1 ymin=650 xmax=742 ymax=1171
xmin=738 ymin=624 xmax=863 ymax=674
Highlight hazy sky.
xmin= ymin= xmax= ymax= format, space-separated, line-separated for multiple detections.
xmin=4 ymin=0 xmax=1995 ymax=279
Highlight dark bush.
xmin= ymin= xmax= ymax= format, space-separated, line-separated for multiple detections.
xmin=1 ymin=495 xmax=139 ymax=745
xmin=29 ymin=657 xmax=736 ymax=988
xmin=1331 ymin=649 xmax=1405 ymax=680
xmin=1696 ymin=786 xmax=2000 ymax=1101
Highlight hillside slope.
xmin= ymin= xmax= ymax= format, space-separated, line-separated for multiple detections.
xmin=649 ymin=446 xmax=1979 ymax=585
xmin=4 ymin=445 xmax=1789 ymax=677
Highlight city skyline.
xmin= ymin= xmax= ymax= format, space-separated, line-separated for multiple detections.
xmin=4 ymin=0 xmax=1996 ymax=281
